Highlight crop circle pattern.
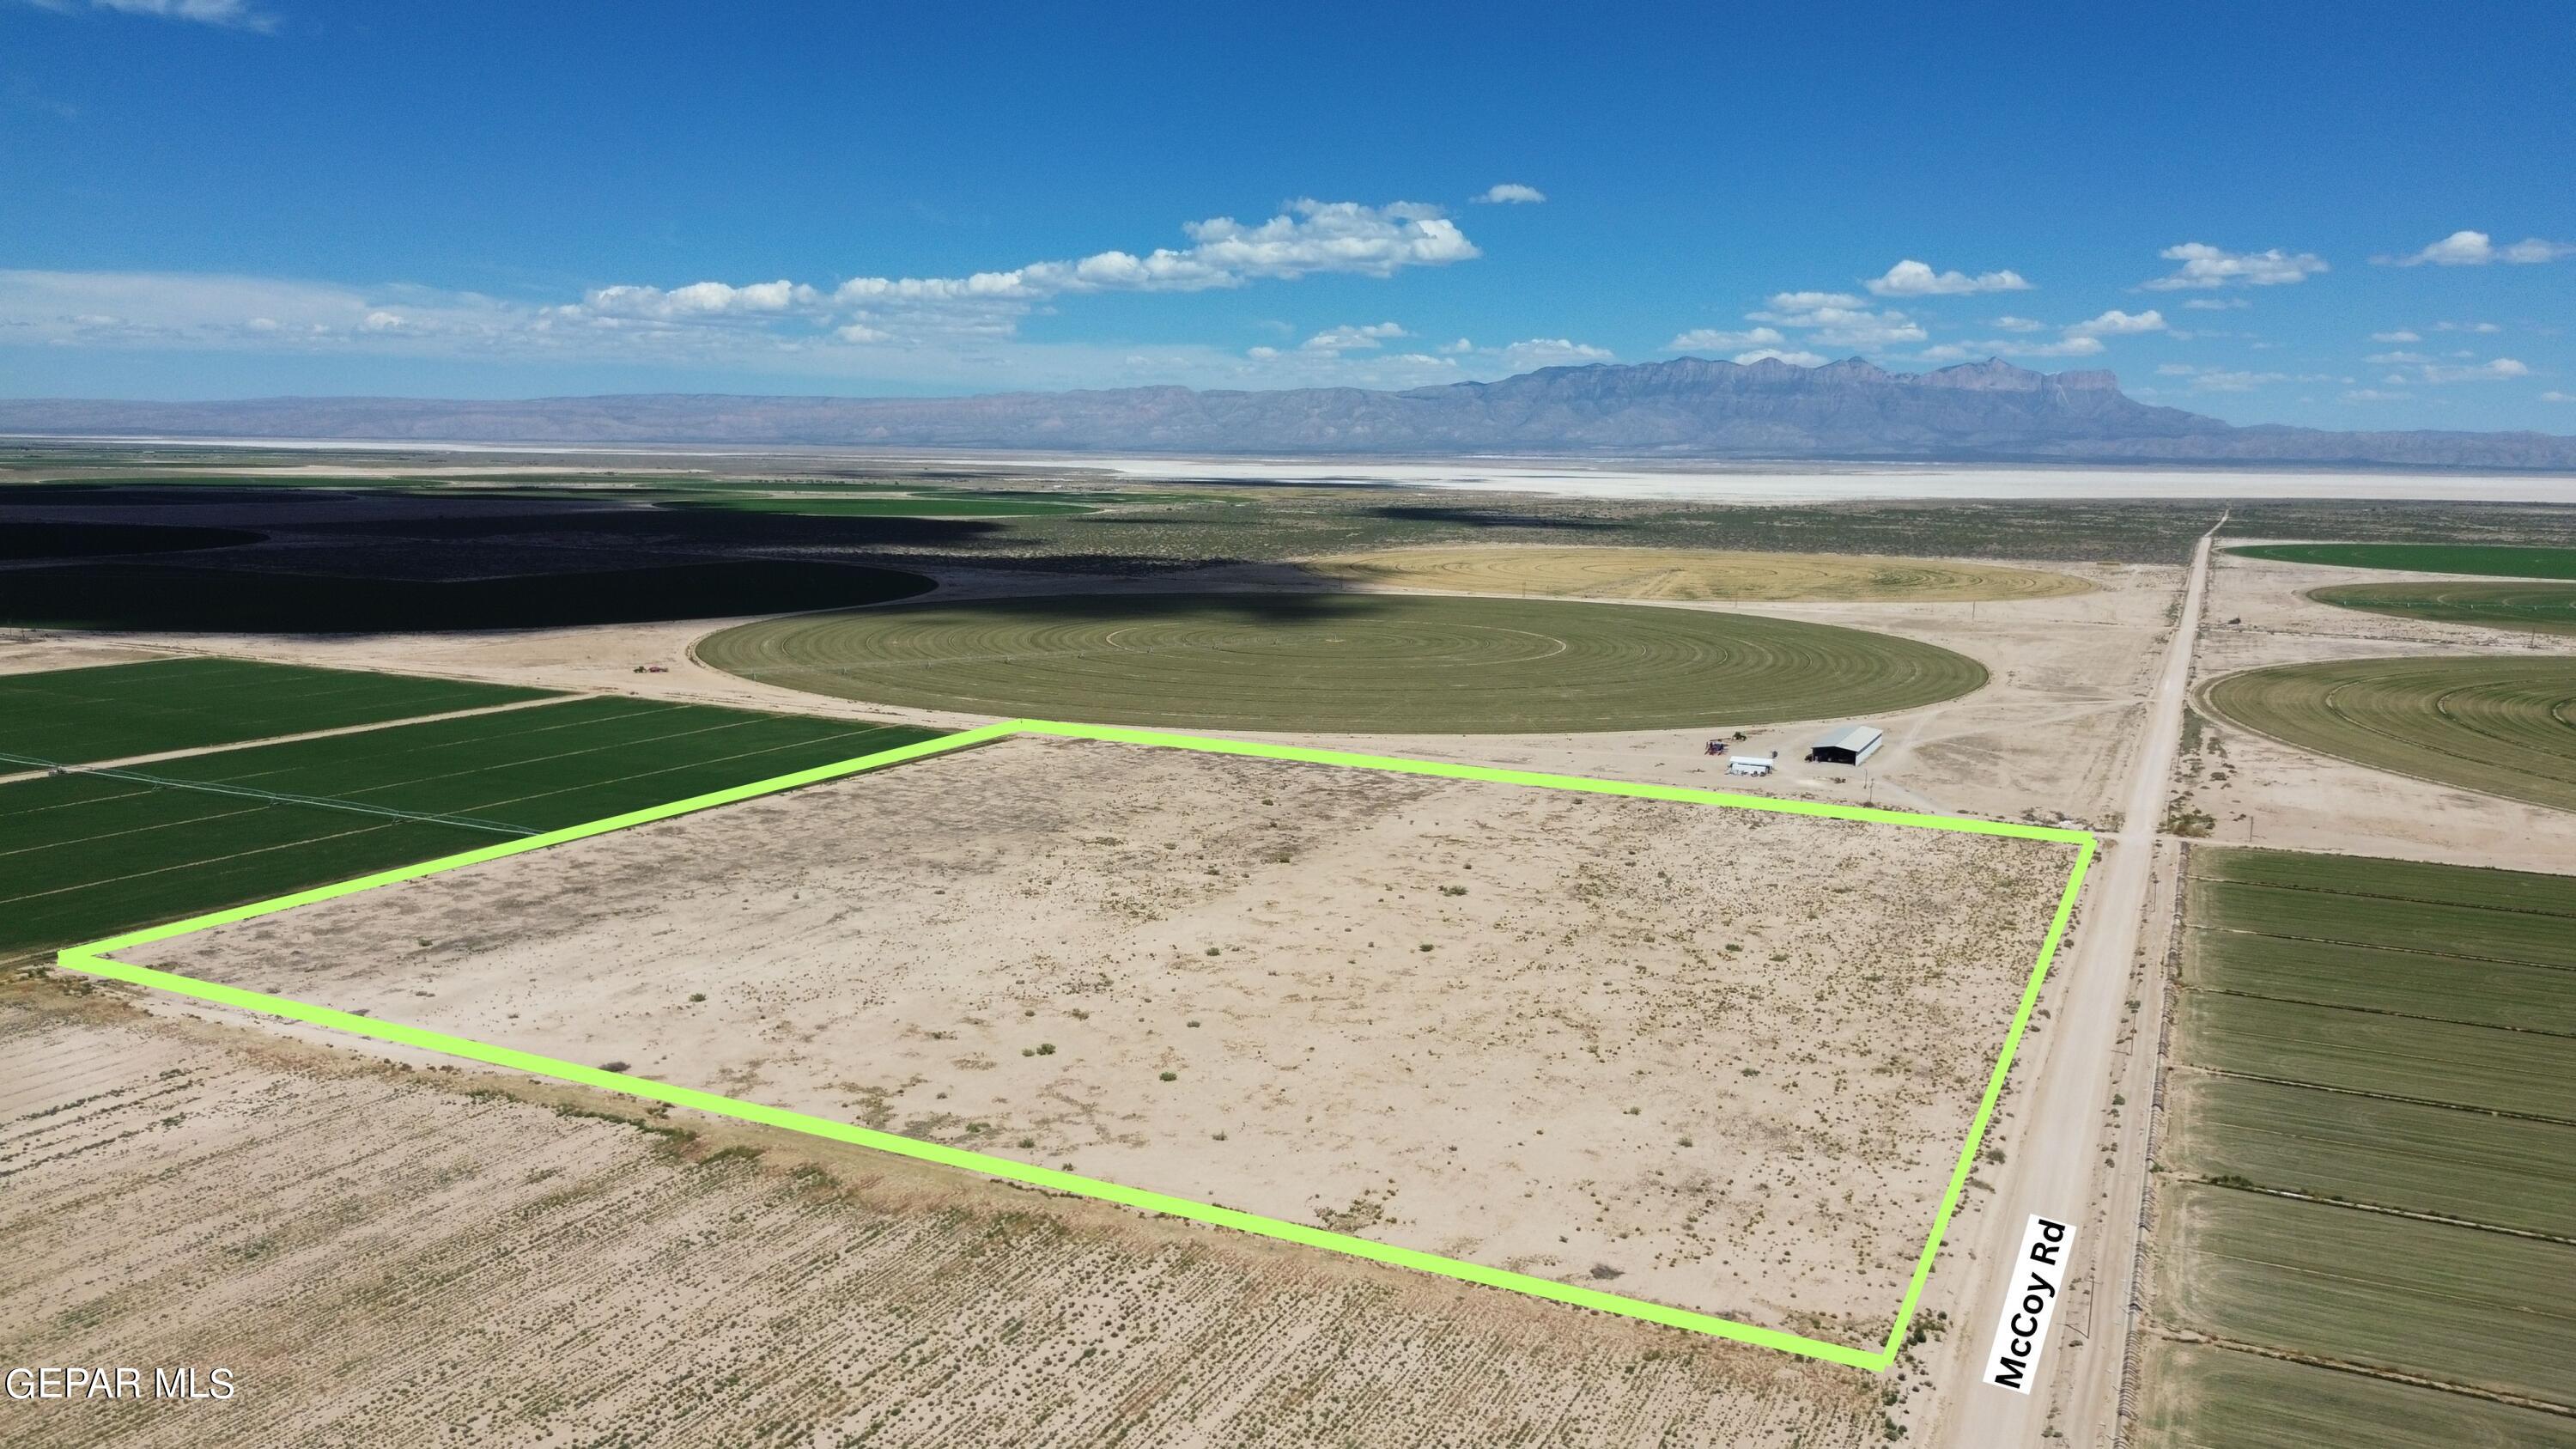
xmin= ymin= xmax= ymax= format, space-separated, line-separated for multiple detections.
xmin=2204 ymin=655 xmax=2576 ymax=812
xmin=699 ymin=592 xmax=1987 ymax=734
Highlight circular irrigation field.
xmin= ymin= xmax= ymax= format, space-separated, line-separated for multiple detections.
xmin=2308 ymin=581 xmax=2576 ymax=637
xmin=2203 ymin=656 xmax=2576 ymax=813
xmin=2228 ymin=542 xmax=2576 ymax=580
xmin=1309 ymin=545 xmax=2092 ymax=603
xmin=697 ymin=591 xmax=1986 ymax=734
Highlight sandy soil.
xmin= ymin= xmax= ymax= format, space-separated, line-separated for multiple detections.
xmin=1 ymin=984 xmax=1881 ymax=1448
xmin=0 ymin=636 xmax=169 ymax=675
xmin=2185 ymin=546 xmax=2576 ymax=868
xmin=127 ymin=734 xmax=2074 ymax=1345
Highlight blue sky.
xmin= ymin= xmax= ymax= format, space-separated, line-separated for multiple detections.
xmin=3 ymin=1 xmax=2572 ymax=432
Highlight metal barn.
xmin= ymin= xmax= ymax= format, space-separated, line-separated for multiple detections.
xmin=1808 ymin=725 xmax=1884 ymax=765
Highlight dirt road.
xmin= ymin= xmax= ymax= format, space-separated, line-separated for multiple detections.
xmin=1924 ymin=520 xmax=2219 ymax=1447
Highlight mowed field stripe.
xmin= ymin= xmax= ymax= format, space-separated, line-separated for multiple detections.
xmin=2187 ymin=877 xmax=2576 ymax=970
xmin=2 ymin=695 xmax=945 ymax=958
xmin=2184 ymin=929 xmax=2576 ymax=1035
xmin=2155 ymin=1182 xmax=2576 ymax=1410
xmin=2163 ymin=1074 xmax=2576 ymax=1241
xmin=9 ymin=816 xmax=477 ymax=910
xmin=0 ymin=691 xmax=581 ymax=787
xmin=59 ymin=719 xmax=2095 ymax=1373
xmin=2173 ymin=992 xmax=2576 ymax=1123
xmin=2189 ymin=846 xmax=2576 ymax=918
xmin=146 ymin=700 xmax=923 ymax=830
xmin=2136 ymin=1338 xmax=2576 ymax=1449
xmin=0 ymin=655 xmax=560 ymax=764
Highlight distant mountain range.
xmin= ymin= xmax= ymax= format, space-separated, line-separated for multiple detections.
xmin=7 ymin=356 xmax=2573 ymax=469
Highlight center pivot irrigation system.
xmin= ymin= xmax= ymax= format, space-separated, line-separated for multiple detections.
xmin=57 ymin=718 xmax=2094 ymax=1373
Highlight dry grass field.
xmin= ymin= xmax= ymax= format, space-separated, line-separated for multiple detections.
xmin=123 ymin=734 xmax=2074 ymax=1348
xmin=0 ymin=984 xmax=1890 ymax=1449
xmin=1308 ymin=545 xmax=2093 ymax=602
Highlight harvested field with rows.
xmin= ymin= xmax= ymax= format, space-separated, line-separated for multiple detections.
xmin=2154 ymin=1184 xmax=2573 ymax=1406
xmin=2134 ymin=1339 xmax=2576 ymax=1449
xmin=128 ymin=734 xmax=2077 ymax=1348
xmin=1306 ymin=545 xmax=2093 ymax=602
xmin=2201 ymin=655 xmax=2576 ymax=813
xmin=0 ymin=985 xmax=1893 ymax=1449
xmin=2141 ymin=846 xmax=2576 ymax=1444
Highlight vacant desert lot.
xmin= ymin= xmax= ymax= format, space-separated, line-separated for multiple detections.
xmin=0 ymin=988 xmax=1886 ymax=1449
xmin=127 ymin=734 xmax=2074 ymax=1346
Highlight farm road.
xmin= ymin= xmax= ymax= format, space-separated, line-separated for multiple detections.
xmin=1928 ymin=517 xmax=2221 ymax=1448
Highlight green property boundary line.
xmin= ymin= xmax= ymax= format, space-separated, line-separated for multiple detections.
xmin=56 ymin=717 xmax=2095 ymax=1374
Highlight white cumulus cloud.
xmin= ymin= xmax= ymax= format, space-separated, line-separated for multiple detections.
xmin=559 ymin=198 xmax=1481 ymax=344
xmin=578 ymin=279 xmax=817 ymax=320
xmin=1473 ymin=183 xmax=1547 ymax=204
xmin=1733 ymin=349 xmax=1829 ymax=367
xmin=1865 ymin=259 xmax=2032 ymax=296
xmin=1747 ymin=292 xmax=1925 ymax=346
xmin=1303 ymin=321 xmax=1411 ymax=351
xmin=2142 ymin=242 xmax=2328 ymax=290
xmin=2370 ymin=329 xmax=2422 ymax=343
xmin=2066 ymin=308 xmax=2167 ymax=337
xmin=0 ymin=197 xmax=1488 ymax=386
xmin=2385 ymin=229 xmax=2575 ymax=266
